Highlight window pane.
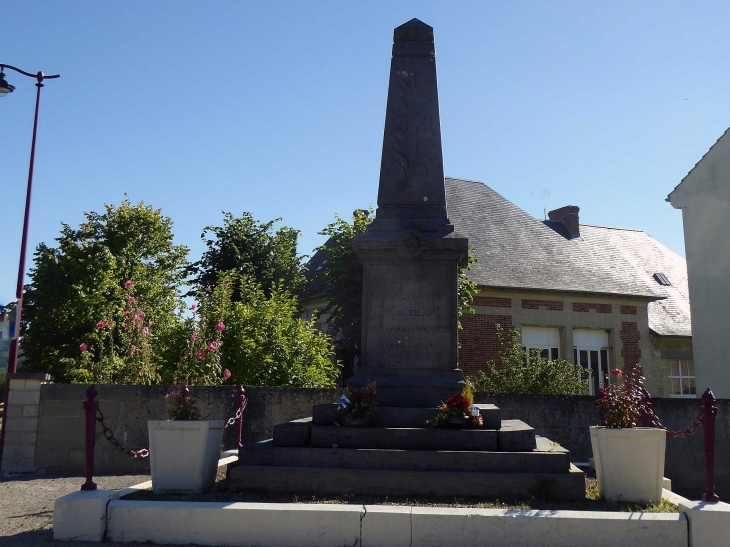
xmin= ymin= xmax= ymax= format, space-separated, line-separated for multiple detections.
xmin=687 ymin=360 xmax=695 ymax=377
xmin=580 ymin=350 xmax=588 ymax=367
xmin=600 ymin=349 xmax=609 ymax=378
xmin=574 ymin=349 xmax=577 ymax=364
xmin=670 ymin=378 xmax=681 ymax=395
xmin=551 ymin=348 xmax=559 ymax=360
xmin=668 ymin=359 xmax=680 ymax=376
xmin=540 ymin=348 xmax=549 ymax=360
xmin=688 ymin=378 xmax=696 ymax=395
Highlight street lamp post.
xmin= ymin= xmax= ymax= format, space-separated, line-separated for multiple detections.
xmin=0 ymin=65 xmax=59 ymax=461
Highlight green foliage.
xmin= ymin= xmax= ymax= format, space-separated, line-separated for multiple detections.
xmin=68 ymin=281 xmax=160 ymax=385
xmin=316 ymin=209 xmax=373 ymax=357
xmin=174 ymin=274 xmax=232 ymax=386
xmin=21 ymin=198 xmax=189 ymax=382
xmin=187 ymin=212 xmax=306 ymax=301
xmin=217 ymin=272 xmax=340 ymax=388
xmin=469 ymin=325 xmax=590 ymax=395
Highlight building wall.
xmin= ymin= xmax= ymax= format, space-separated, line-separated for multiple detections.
xmin=459 ymin=288 xmax=684 ymax=398
xmin=671 ymin=163 xmax=730 ymax=398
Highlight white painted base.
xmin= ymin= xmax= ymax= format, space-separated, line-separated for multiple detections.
xmin=590 ymin=426 xmax=667 ymax=503
xmin=679 ymin=500 xmax=730 ymax=547
xmin=53 ymin=490 xmax=120 ymax=542
xmin=148 ymin=420 xmax=224 ymax=494
xmin=105 ymin=500 xmax=687 ymax=547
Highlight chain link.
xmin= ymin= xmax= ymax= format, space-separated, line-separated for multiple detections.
xmin=96 ymin=396 xmax=246 ymax=457
xmin=644 ymin=405 xmax=704 ymax=439
xmin=96 ymin=408 xmax=149 ymax=458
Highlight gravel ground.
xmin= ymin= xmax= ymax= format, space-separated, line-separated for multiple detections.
xmin=0 ymin=473 xmax=154 ymax=547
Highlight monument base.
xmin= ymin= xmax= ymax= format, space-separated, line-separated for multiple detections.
xmin=347 ymin=366 xmax=465 ymax=407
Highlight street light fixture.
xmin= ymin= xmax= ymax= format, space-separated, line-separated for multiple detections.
xmin=0 ymin=64 xmax=60 ymax=461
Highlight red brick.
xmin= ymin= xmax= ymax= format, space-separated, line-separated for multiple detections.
xmin=521 ymin=299 xmax=563 ymax=311
xmin=473 ymin=296 xmax=512 ymax=308
xmin=573 ymin=302 xmax=613 ymax=314
xmin=620 ymin=305 xmax=637 ymax=315
xmin=620 ymin=321 xmax=641 ymax=368
xmin=458 ymin=314 xmax=513 ymax=376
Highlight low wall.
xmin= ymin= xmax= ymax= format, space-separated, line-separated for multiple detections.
xmin=34 ymin=384 xmax=337 ymax=475
xmin=477 ymin=393 xmax=730 ymax=500
xmin=26 ymin=384 xmax=728 ymax=499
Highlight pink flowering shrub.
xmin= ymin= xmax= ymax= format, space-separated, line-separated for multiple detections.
xmin=74 ymin=280 xmax=160 ymax=385
xmin=175 ymin=273 xmax=232 ymax=386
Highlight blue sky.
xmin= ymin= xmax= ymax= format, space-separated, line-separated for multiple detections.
xmin=2 ymin=1 xmax=730 ymax=306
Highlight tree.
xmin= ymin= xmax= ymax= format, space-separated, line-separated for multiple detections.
xmin=315 ymin=209 xmax=477 ymax=370
xmin=187 ymin=212 xmax=306 ymax=301
xmin=206 ymin=272 xmax=339 ymax=388
xmin=21 ymin=198 xmax=189 ymax=382
xmin=315 ymin=209 xmax=373 ymax=365
xmin=469 ymin=325 xmax=590 ymax=395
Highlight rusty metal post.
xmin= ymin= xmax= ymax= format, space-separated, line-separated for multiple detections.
xmin=81 ymin=386 xmax=99 ymax=491
xmin=236 ymin=386 xmax=246 ymax=448
xmin=701 ymin=388 xmax=719 ymax=503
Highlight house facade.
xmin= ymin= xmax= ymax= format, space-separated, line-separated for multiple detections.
xmin=306 ymin=177 xmax=693 ymax=398
xmin=668 ymin=128 xmax=730 ymax=399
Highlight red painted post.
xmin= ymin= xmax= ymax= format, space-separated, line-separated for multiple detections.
xmin=701 ymin=388 xmax=719 ymax=503
xmin=81 ymin=386 xmax=99 ymax=491
xmin=236 ymin=386 xmax=246 ymax=448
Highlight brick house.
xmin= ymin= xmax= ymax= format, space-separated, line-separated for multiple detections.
xmin=305 ymin=177 xmax=692 ymax=398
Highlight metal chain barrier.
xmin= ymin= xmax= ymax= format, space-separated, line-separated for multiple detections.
xmin=648 ymin=407 xmax=704 ymax=439
xmin=96 ymin=408 xmax=150 ymax=458
xmin=94 ymin=387 xmax=247 ymax=459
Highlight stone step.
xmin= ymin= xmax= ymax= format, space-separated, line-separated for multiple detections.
xmin=312 ymin=403 xmax=501 ymax=429
xmin=304 ymin=420 xmax=535 ymax=452
xmin=240 ymin=436 xmax=570 ymax=473
xmin=227 ymin=463 xmax=586 ymax=501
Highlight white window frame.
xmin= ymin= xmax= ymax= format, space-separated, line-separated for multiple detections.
xmin=668 ymin=359 xmax=696 ymax=398
xmin=573 ymin=329 xmax=610 ymax=396
xmin=521 ymin=327 xmax=560 ymax=364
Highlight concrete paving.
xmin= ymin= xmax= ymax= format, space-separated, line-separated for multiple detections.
xmin=0 ymin=472 xmax=170 ymax=546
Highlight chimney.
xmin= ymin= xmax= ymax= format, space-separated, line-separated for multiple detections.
xmin=547 ymin=205 xmax=580 ymax=239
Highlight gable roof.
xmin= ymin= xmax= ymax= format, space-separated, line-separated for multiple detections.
xmin=445 ymin=177 xmax=690 ymax=337
xmin=668 ymin=127 xmax=730 ymax=206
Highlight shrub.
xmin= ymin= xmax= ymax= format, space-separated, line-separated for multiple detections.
xmin=469 ymin=325 xmax=589 ymax=395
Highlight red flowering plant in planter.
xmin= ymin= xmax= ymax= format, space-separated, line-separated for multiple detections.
xmin=164 ymin=381 xmax=203 ymax=421
xmin=596 ymin=364 xmax=646 ymax=428
xmin=427 ymin=393 xmax=472 ymax=429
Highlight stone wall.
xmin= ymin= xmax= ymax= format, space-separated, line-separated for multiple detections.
xmin=34 ymin=384 xmax=337 ymax=475
xmin=477 ymin=392 xmax=730 ymax=500
xmin=20 ymin=384 xmax=727 ymax=500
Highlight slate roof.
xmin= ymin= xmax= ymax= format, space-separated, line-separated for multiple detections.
xmin=445 ymin=177 xmax=691 ymax=337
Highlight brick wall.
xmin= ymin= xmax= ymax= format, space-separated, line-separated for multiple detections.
xmin=620 ymin=321 xmax=641 ymax=368
xmin=458 ymin=314 xmax=513 ymax=376
xmin=620 ymin=305 xmax=637 ymax=315
xmin=573 ymin=302 xmax=613 ymax=313
xmin=473 ymin=296 xmax=511 ymax=308
xmin=521 ymin=299 xmax=564 ymax=311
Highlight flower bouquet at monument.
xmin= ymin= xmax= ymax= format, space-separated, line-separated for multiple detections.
xmin=337 ymin=380 xmax=377 ymax=427
xmin=427 ymin=383 xmax=480 ymax=428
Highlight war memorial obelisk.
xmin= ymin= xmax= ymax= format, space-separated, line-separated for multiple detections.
xmin=229 ymin=20 xmax=585 ymax=500
xmin=348 ymin=19 xmax=469 ymax=407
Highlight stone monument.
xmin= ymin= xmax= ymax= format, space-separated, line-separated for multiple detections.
xmin=228 ymin=19 xmax=586 ymax=501
xmin=348 ymin=18 xmax=468 ymax=407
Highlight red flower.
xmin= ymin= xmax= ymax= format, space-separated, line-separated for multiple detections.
xmin=445 ymin=394 xmax=470 ymax=411
xmin=611 ymin=368 xmax=623 ymax=377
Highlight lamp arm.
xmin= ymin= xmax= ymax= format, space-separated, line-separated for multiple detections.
xmin=0 ymin=64 xmax=60 ymax=81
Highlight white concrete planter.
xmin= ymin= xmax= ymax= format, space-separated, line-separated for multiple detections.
xmin=590 ymin=425 xmax=666 ymax=503
xmin=148 ymin=420 xmax=225 ymax=494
